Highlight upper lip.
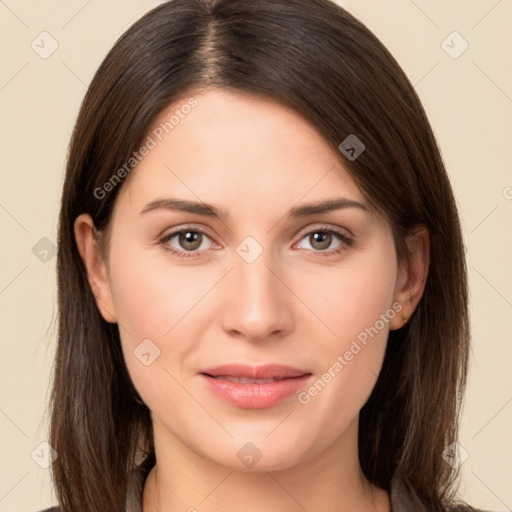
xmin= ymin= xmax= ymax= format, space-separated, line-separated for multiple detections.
xmin=200 ymin=364 xmax=311 ymax=380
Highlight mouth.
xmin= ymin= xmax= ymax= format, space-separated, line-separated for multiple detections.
xmin=207 ymin=375 xmax=291 ymax=384
xmin=198 ymin=364 xmax=312 ymax=409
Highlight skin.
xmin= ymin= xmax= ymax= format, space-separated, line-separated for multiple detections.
xmin=75 ymin=88 xmax=429 ymax=512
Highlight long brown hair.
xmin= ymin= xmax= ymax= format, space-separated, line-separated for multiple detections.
xmin=50 ymin=0 xmax=470 ymax=510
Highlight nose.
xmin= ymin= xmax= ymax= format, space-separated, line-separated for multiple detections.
xmin=220 ymin=246 xmax=294 ymax=343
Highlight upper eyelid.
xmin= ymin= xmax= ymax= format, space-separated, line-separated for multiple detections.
xmin=294 ymin=223 xmax=352 ymax=240
xmin=160 ymin=224 xmax=217 ymax=242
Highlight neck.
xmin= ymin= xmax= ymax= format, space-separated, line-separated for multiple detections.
xmin=142 ymin=416 xmax=390 ymax=512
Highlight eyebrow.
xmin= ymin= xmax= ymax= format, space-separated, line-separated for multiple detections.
xmin=139 ymin=197 xmax=369 ymax=219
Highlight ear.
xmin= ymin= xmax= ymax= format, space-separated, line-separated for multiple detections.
xmin=74 ymin=213 xmax=117 ymax=323
xmin=390 ymin=225 xmax=430 ymax=330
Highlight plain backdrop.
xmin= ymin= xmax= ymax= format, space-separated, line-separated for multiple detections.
xmin=0 ymin=1 xmax=511 ymax=511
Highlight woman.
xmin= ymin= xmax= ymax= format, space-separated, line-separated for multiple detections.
xmin=42 ymin=0 xmax=488 ymax=510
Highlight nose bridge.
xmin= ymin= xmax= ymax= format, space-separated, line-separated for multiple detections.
xmin=221 ymin=236 xmax=291 ymax=340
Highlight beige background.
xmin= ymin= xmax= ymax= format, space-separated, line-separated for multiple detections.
xmin=0 ymin=1 xmax=511 ymax=510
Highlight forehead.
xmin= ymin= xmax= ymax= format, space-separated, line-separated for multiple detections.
xmin=117 ymin=88 xmax=366 ymax=214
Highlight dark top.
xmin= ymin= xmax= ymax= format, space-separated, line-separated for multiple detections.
xmin=38 ymin=459 xmax=490 ymax=512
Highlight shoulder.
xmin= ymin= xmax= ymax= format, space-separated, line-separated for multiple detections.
xmin=390 ymin=473 xmax=492 ymax=512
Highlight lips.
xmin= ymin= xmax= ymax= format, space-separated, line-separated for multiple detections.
xmin=199 ymin=364 xmax=312 ymax=409
xmin=211 ymin=376 xmax=285 ymax=384
xmin=201 ymin=363 xmax=308 ymax=380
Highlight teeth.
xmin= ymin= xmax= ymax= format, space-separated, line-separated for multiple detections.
xmin=213 ymin=376 xmax=283 ymax=384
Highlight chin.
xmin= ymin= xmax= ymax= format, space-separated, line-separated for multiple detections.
xmin=197 ymin=432 xmax=312 ymax=473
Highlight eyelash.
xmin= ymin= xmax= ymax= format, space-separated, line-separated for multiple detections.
xmin=159 ymin=224 xmax=353 ymax=259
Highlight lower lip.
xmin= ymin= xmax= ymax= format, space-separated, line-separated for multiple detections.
xmin=200 ymin=374 xmax=312 ymax=409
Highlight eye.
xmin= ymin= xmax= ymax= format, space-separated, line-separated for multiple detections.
xmin=159 ymin=227 xmax=217 ymax=258
xmin=159 ymin=224 xmax=353 ymax=259
xmin=294 ymin=226 xmax=353 ymax=257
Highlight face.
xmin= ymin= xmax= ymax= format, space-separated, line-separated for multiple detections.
xmin=79 ymin=88 xmax=415 ymax=472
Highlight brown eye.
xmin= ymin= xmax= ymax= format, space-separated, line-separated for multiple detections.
xmin=178 ymin=231 xmax=203 ymax=251
xmin=160 ymin=228 xmax=215 ymax=258
xmin=309 ymin=231 xmax=332 ymax=251
xmin=295 ymin=227 xmax=353 ymax=257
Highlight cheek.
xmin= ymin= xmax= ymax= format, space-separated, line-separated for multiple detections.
xmin=302 ymin=243 xmax=398 ymax=351
xmin=106 ymin=238 xmax=217 ymax=405
xmin=108 ymin=238 xmax=214 ymax=342
xmin=294 ymin=244 xmax=398 ymax=412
